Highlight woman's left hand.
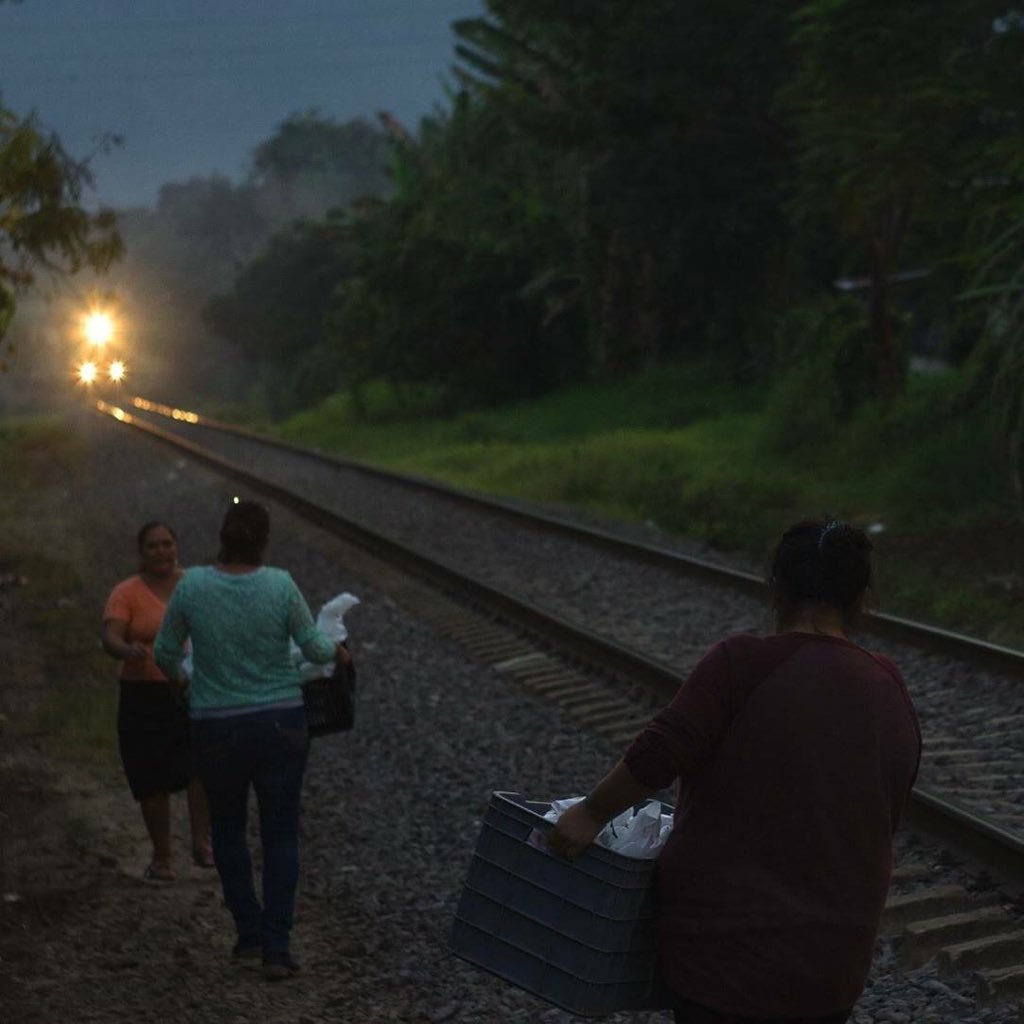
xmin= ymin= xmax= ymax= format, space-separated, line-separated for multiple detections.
xmin=548 ymin=800 xmax=604 ymax=861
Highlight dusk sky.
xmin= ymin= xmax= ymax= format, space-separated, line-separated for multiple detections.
xmin=0 ymin=0 xmax=484 ymax=209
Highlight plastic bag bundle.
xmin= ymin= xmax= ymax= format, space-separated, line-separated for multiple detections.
xmin=543 ymin=796 xmax=674 ymax=859
xmin=291 ymin=591 xmax=360 ymax=681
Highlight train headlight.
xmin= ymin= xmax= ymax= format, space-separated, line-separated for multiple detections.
xmin=108 ymin=360 xmax=126 ymax=382
xmin=78 ymin=361 xmax=98 ymax=384
xmin=83 ymin=311 xmax=114 ymax=347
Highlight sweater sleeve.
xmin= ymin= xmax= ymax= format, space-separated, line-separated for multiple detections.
xmin=154 ymin=582 xmax=189 ymax=679
xmin=286 ymin=574 xmax=336 ymax=664
xmin=623 ymin=639 xmax=737 ymax=790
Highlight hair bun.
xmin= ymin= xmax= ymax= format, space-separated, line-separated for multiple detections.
xmin=770 ymin=518 xmax=872 ymax=616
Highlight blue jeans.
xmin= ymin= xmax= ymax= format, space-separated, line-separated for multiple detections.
xmin=192 ymin=705 xmax=309 ymax=956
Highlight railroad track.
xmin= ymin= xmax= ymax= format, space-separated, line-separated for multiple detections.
xmin=94 ymin=395 xmax=1024 ymax=1005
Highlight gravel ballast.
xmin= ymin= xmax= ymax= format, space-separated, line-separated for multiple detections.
xmin=138 ymin=413 xmax=1024 ymax=832
xmin=0 ymin=409 xmax=1020 ymax=1023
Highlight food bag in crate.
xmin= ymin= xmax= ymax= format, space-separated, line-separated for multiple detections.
xmin=291 ymin=592 xmax=359 ymax=738
xmin=450 ymin=791 xmax=674 ymax=1017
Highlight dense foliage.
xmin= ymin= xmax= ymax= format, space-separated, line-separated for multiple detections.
xmin=196 ymin=4 xmax=1024 ymax=502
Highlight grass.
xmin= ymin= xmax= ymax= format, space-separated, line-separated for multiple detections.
xmin=0 ymin=416 xmax=117 ymax=765
xmin=276 ymin=360 xmax=1024 ymax=647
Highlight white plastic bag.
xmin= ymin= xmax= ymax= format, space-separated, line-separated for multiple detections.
xmin=181 ymin=592 xmax=360 ymax=682
xmin=291 ymin=591 xmax=360 ymax=681
xmin=539 ymin=796 xmax=674 ymax=860
xmin=179 ymin=638 xmax=194 ymax=682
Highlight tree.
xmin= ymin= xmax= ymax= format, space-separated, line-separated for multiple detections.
xmin=153 ymin=175 xmax=267 ymax=293
xmin=957 ymin=12 xmax=1024 ymax=515
xmin=203 ymin=217 xmax=356 ymax=414
xmin=454 ymin=1 xmax=800 ymax=375
xmin=0 ymin=104 xmax=122 ymax=366
xmin=250 ymin=112 xmax=393 ymax=223
xmin=327 ymin=94 xmax=588 ymax=408
xmin=780 ymin=0 xmax=1007 ymax=403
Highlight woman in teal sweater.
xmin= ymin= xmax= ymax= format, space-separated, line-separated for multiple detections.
xmin=154 ymin=499 xmax=348 ymax=981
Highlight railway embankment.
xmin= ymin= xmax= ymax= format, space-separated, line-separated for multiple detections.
xmin=1 ymin=407 xmax=1022 ymax=1023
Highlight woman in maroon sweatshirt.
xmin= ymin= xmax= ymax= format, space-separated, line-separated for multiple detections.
xmin=550 ymin=520 xmax=921 ymax=1024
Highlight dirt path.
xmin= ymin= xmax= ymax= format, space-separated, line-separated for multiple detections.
xmin=0 ymin=411 xmax=436 ymax=1024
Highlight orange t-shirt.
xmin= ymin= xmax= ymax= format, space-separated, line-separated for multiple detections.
xmin=103 ymin=576 xmax=176 ymax=682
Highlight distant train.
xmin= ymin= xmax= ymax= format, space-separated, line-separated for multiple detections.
xmin=75 ymin=307 xmax=127 ymax=386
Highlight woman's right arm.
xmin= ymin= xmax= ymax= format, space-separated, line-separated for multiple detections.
xmin=101 ymin=618 xmax=149 ymax=662
xmin=548 ymin=760 xmax=656 ymax=860
xmin=153 ymin=586 xmax=189 ymax=681
xmin=286 ymin=576 xmax=344 ymax=665
xmin=550 ymin=640 xmax=737 ymax=860
xmin=101 ymin=583 xmax=148 ymax=662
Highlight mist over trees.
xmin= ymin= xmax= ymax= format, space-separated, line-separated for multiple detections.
xmin=92 ymin=111 xmax=393 ymax=401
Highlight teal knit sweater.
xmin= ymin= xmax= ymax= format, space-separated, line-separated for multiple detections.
xmin=154 ymin=565 xmax=336 ymax=715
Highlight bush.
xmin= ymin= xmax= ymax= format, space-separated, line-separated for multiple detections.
xmin=760 ymin=297 xmax=873 ymax=454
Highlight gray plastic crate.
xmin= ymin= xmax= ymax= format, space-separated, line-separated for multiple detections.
xmin=450 ymin=791 xmax=672 ymax=1017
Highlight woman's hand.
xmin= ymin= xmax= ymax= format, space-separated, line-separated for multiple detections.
xmin=335 ymin=641 xmax=352 ymax=665
xmin=547 ymin=799 xmax=605 ymax=861
xmin=101 ymin=619 xmax=150 ymax=664
xmin=122 ymin=641 xmax=149 ymax=661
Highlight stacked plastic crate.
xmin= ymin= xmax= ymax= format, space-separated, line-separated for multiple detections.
xmin=450 ymin=791 xmax=671 ymax=1017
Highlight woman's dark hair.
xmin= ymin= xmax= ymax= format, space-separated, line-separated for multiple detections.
xmin=218 ymin=500 xmax=270 ymax=565
xmin=136 ymin=520 xmax=176 ymax=553
xmin=769 ymin=519 xmax=873 ymax=623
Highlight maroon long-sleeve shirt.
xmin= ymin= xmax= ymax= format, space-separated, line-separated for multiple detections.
xmin=624 ymin=632 xmax=921 ymax=1018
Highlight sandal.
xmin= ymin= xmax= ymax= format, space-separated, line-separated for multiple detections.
xmin=192 ymin=846 xmax=215 ymax=869
xmin=144 ymin=862 xmax=176 ymax=882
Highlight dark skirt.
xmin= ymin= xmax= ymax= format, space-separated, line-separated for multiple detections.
xmin=117 ymin=680 xmax=193 ymax=800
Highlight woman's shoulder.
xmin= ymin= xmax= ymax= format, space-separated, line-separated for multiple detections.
xmin=262 ymin=566 xmax=294 ymax=586
xmin=108 ymin=574 xmax=144 ymax=599
xmin=862 ymin=649 xmax=904 ymax=683
xmin=712 ymin=632 xmax=775 ymax=657
xmin=707 ymin=631 xmax=818 ymax=675
xmin=173 ymin=565 xmax=218 ymax=590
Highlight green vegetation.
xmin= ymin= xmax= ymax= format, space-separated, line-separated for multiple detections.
xmin=280 ymin=359 xmax=1023 ymax=647
xmin=219 ymin=3 xmax=1024 ymax=648
xmin=0 ymin=417 xmax=116 ymax=763
xmin=193 ymin=3 xmax=1024 ymax=548
xmin=25 ymin=565 xmax=117 ymax=764
xmin=0 ymin=415 xmax=81 ymax=479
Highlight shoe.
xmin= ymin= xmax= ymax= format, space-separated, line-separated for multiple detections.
xmin=144 ymin=862 xmax=175 ymax=882
xmin=232 ymin=939 xmax=261 ymax=963
xmin=262 ymin=952 xmax=301 ymax=981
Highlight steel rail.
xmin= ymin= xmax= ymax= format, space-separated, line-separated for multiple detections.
xmin=96 ymin=398 xmax=1024 ymax=878
xmin=98 ymin=400 xmax=685 ymax=700
xmin=908 ymin=786 xmax=1024 ymax=883
xmin=124 ymin=394 xmax=1024 ymax=679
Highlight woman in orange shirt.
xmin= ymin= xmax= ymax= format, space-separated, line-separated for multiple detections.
xmin=102 ymin=520 xmax=211 ymax=881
